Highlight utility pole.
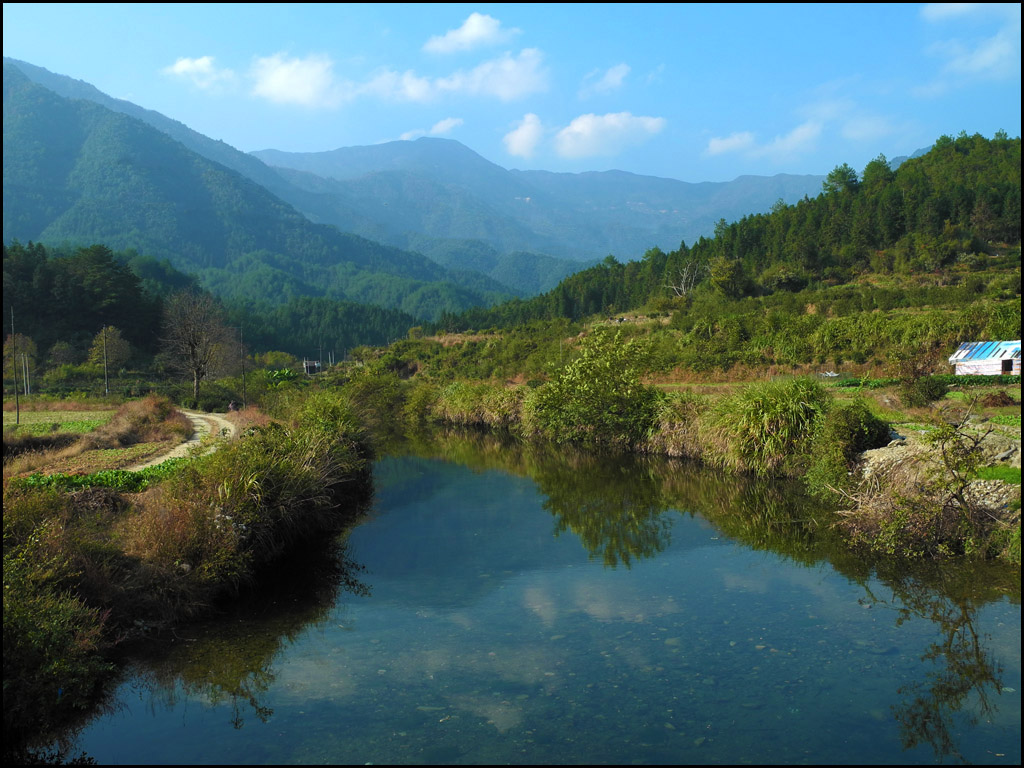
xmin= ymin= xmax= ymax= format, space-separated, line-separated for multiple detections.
xmin=11 ymin=307 xmax=19 ymax=424
xmin=240 ymin=325 xmax=246 ymax=409
xmin=102 ymin=326 xmax=109 ymax=396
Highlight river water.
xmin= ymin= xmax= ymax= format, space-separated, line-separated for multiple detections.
xmin=54 ymin=436 xmax=1021 ymax=764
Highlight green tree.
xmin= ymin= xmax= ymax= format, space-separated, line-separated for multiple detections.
xmin=529 ymin=327 xmax=661 ymax=446
xmin=823 ymin=163 xmax=860 ymax=195
xmin=88 ymin=326 xmax=132 ymax=371
xmin=709 ymin=256 xmax=748 ymax=298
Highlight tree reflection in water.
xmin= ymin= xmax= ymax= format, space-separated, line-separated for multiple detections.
xmin=532 ymin=454 xmax=672 ymax=568
xmin=131 ymin=536 xmax=370 ymax=731
xmin=65 ymin=430 xmax=1016 ymax=762
xmin=401 ymin=429 xmax=1018 ymax=761
xmin=857 ymin=562 xmax=1015 ymax=763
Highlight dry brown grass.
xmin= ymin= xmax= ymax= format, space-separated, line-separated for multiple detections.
xmin=834 ymin=450 xmax=1016 ymax=558
xmin=225 ymin=405 xmax=275 ymax=432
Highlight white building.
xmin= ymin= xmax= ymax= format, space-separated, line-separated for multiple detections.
xmin=948 ymin=340 xmax=1021 ymax=376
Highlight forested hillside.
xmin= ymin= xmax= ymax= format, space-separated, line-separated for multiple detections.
xmin=2 ymin=62 xmax=511 ymax=320
xmin=2 ymin=241 xmax=417 ymax=368
xmin=446 ymin=132 xmax=1020 ymax=330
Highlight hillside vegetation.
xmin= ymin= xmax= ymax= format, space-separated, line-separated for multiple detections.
xmin=2 ymin=62 xmax=511 ymax=320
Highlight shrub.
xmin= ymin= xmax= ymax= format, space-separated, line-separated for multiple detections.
xmin=806 ymin=399 xmax=891 ymax=496
xmin=645 ymin=391 xmax=715 ymax=459
xmin=402 ymin=381 xmax=440 ymax=426
xmin=899 ymin=375 xmax=948 ymax=408
xmin=526 ymin=328 xmax=662 ymax=446
xmin=836 ymin=413 xmax=1018 ymax=559
xmin=123 ymin=391 xmax=369 ymax=594
xmin=714 ymin=378 xmax=832 ymax=476
xmin=3 ymin=488 xmax=112 ymax=743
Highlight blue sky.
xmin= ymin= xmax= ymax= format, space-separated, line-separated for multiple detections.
xmin=3 ymin=3 xmax=1020 ymax=182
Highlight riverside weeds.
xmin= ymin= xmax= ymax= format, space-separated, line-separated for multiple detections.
xmin=3 ymin=390 xmax=371 ymax=754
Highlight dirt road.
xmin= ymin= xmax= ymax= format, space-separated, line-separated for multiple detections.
xmin=128 ymin=410 xmax=236 ymax=471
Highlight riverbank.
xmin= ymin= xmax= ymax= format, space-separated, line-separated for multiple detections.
xmin=3 ymin=390 xmax=373 ymax=757
xmin=338 ymin=360 xmax=1021 ymax=563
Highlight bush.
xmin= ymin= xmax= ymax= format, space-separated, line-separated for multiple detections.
xmin=836 ymin=414 xmax=1017 ymax=559
xmin=714 ymin=378 xmax=833 ymax=476
xmin=806 ymin=399 xmax=891 ymax=496
xmin=124 ymin=391 xmax=369 ymax=593
xmin=899 ymin=375 xmax=948 ymax=408
xmin=3 ymin=488 xmax=112 ymax=744
xmin=525 ymin=328 xmax=662 ymax=446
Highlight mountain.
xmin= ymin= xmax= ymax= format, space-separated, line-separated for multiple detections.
xmin=4 ymin=58 xmax=830 ymax=299
xmin=4 ymin=58 xmax=586 ymax=296
xmin=2 ymin=61 xmax=512 ymax=320
xmin=251 ymin=138 xmax=828 ymax=263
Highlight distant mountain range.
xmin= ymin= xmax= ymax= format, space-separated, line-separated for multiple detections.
xmin=253 ymin=139 xmax=825 ymax=266
xmin=3 ymin=60 xmax=512 ymax=319
xmin=6 ymin=56 xmax=840 ymax=316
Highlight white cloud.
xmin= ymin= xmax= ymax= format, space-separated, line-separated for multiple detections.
xmin=705 ymin=121 xmax=822 ymax=161
xmin=554 ymin=112 xmax=665 ymax=158
xmin=353 ymin=49 xmax=547 ymax=104
xmin=434 ymin=48 xmax=548 ymax=101
xmin=919 ymin=2 xmax=1021 ymax=90
xmin=250 ymin=53 xmax=344 ymax=107
xmin=706 ymin=131 xmax=755 ymax=155
xmin=504 ymin=113 xmax=544 ymax=158
xmin=423 ymin=12 xmax=520 ymax=54
xmin=930 ymin=24 xmax=1020 ymax=78
xmin=755 ymin=121 xmax=823 ymax=158
xmin=362 ymin=69 xmax=434 ymax=102
xmin=579 ymin=63 xmax=630 ymax=98
xmin=245 ymin=48 xmax=546 ymax=109
xmin=430 ymin=117 xmax=464 ymax=135
xmin=400 ymin=117 xmax=465 ymax=142
xmin=162 ymin=56 xmax=235 ymax=90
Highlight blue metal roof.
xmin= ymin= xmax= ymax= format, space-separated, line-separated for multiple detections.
xmin=948 ymin=340 xmax=1021 ymax=363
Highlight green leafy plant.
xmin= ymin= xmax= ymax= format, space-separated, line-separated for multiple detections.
xmin=526 ymin=328 xmax=661 ymax=446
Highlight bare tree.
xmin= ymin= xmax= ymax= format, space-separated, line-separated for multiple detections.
xmin=665 ymin=257 xmax=710 ymax=298
xmin=162 ymin=291 xmax=232 ymax=402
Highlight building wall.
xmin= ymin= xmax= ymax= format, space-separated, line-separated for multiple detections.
xmin=953 ymin=359 xmax=1021 ymax=375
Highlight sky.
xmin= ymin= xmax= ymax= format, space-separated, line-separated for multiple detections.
xmin=3 ymin=3 xmax=1021 ymax=182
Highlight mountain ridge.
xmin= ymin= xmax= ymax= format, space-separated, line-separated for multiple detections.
xmin=2 ymin=61 xmax=512 ymax=319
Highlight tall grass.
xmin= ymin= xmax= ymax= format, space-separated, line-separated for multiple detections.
xmin=3 ymin=391 xmax=372 ymax=750
xmin=711 ymin=378 xmax=833 ymax=476
xmin=121 ymin=390 xmax=369 ymax=596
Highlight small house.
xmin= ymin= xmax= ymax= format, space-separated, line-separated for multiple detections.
xmin=948 ymin=340 xmax=1021 ymax=376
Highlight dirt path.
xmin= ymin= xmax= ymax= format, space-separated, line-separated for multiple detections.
xmin=127 ymin=410 xmax=236 ymax=471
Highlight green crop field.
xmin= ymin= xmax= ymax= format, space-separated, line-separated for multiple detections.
xmin=2 ymin=410 xmax=114 ymax=436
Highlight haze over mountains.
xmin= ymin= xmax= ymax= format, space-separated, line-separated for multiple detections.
xmin=5 ymin=57 xmax=833 ymax=318
xmin=254 ymin=140 xmax=824 ymax=266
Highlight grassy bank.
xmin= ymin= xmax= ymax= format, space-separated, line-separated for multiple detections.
xmin=2 ymin=390 xmax=372 ymax=753
xmin=337 ymin=330 xmax=1020 ymax=566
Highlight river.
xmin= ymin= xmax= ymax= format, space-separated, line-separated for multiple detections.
xmin=50 ymin=435 xmax=1021 ymax=764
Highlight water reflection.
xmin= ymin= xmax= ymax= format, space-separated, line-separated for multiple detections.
xmin=124 ymin=538 xmax=370 ymax=732
xmin=49 ymin=430 xmax=1019 ymax=764
xmin=397 ymin=429 xmax=1019 ymax=762
xmin=856 ymin=562 xmax=1017 ymax=763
